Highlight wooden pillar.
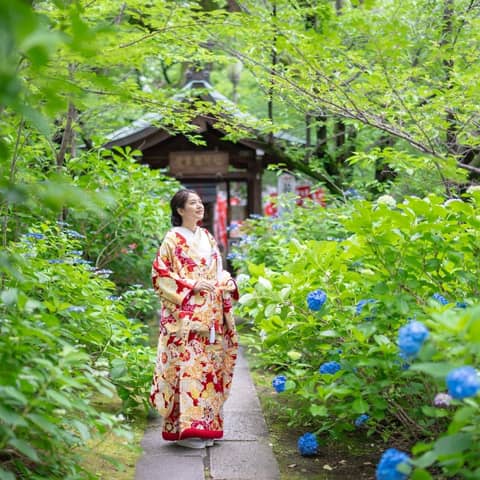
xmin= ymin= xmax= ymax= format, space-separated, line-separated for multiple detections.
xmin=249 ymin=153 xmax=263 ymax=215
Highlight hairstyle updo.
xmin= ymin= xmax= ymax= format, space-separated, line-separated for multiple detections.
xmin=170 ymin=189 xmax=199 ymax=227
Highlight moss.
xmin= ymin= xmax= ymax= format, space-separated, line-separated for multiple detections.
xmin=80 ymin=395 xmax=147 ymax=480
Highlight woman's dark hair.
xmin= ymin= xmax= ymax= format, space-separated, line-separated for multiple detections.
xmin=170 ymin=189 xmax=199 ymax=226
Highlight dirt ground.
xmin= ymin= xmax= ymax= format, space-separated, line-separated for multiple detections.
xmin=251 ymin=374 xmax=382 ymax=480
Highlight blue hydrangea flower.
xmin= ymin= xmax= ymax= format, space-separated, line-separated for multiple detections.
xmin=48 ymin=259 xmax=65 ymax=264
xmin=226 ymin=252 xmax=238 ymax=261
xmin=297 ymin=432 xmax=318 ymax=456
xmin=94 ymin=269 xmax=113 ymax=277
xmin=249 ymin=213 xmax=262 ymax=220
xmin=65 ymin=306 xmax=86 ymax=313
xmin=72 ymin=259 xmax=93 ymax=265
xmin=455 ymin=301 xmax=467 ymax=309
xmin=65 ymin=229 xmax=86 ymax=239
xmin=376 ymin=448 xmax=411 ymax=480
xmin=227 ymin=222 xmax=240 ymax=232
xmin=432 ymin=293 xmax=449 ymax=305
xmin=354 ymin=414 xmax=369 ymax=427
xmin=107 ymin=295 xmax=121 ymax=301
xmin=307 ymin=289 xmax=327 ymax=311
xmin=397 ymin=321 xmax=429 ymax=358
xmin=355 ymin=298 xmax=376 ymax=315
xmin=344 ymin=188 xmax=363 ymax=200
xmin=240 ymin=235 xmax=256 ymax=245
xmin=446 ymin=366 xmax=480 ymax=399
xmin=319 ymin=361 xmax=341 ymax=375
xmin=25 ymin=232 xmax=45 ymax=240
xmin=68 ymin=250 xmax=83 ymax=256
xmin=272 ymin=375 xmax=287 ymax=393
xmin=272 ymin=223 xmax=282 ymax=231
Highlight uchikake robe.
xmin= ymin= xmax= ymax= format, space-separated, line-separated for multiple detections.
xmin=149 ymin=227 xmax=239 ymax=440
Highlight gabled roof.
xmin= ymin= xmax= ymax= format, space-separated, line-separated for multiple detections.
xmin=104 ymin=79 xmax=304 ymax=150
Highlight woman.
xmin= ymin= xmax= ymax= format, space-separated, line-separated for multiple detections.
xmin=150 ymin=189 xmax=239 ymax=448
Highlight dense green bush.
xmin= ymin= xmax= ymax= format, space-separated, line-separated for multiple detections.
xmin=0 ymin=151 xmax=176 ymax=478
xmin=0 ymin=221 xmax=159 ymax=479
xmin=67 ymin=147 xmax=178 ymax=290
xmin=235 ymin=189 xmax=480 ymax=479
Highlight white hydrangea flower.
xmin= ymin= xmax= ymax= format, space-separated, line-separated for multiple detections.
xmin=376 ymin=194 xmax=397 ymax=207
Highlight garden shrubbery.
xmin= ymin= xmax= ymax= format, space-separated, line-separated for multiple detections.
xmin=234 ymin=189 xmax=480 ymax=479
xmin=0 ymin=154 xmax=176 ymax=479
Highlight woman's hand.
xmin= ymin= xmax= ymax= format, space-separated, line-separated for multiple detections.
xmin=193 ymin=280 xmax=216 ymax=294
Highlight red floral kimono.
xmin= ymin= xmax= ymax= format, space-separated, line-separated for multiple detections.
xmin=150 ymin=226 xmax=239 ymax=441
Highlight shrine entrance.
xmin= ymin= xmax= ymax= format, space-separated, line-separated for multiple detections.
xmin=104 ymin=75 xmax=295 ymax=259
xmin=180 ymin=179 xmax=247 ymax=256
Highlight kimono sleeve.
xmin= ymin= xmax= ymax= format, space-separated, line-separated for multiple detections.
xmin=219 ymin=270 xmax=239 ymax=301
xmin=151 ymin=233 xmax=195 ymax=306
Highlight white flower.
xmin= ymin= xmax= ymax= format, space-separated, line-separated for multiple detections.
xmin=376 ymin=194 xmax=397 ymax=207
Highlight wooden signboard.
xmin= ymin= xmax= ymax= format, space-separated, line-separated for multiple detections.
xmin=169 ymin=151 xmax=229 ymax=175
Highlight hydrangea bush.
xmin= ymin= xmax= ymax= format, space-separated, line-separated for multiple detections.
xmin=66 ymin=150 xmax=179 ymax=291
xmin=0 ymin=220 xmax=163 ymax=477
xmin=236 ymin=190 xmax=480 ymax=479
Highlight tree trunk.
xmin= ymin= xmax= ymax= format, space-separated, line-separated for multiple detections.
xmin=268 ymin=1 xmax=277 ymax=145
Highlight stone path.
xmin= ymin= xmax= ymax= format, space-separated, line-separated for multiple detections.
xmin=135 ymin=346 xmax=280 ymax=480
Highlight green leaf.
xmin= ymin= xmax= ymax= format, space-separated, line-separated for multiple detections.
xmin=287 ymin=350 xmax=302 ymax=361
xmin=60 ymin=347 xmax=89 ymax=365
xmin=256 ymin=276 xmax=272 ymax=291
xmin=0 ymin=405 xmax=28 ymax=427
xmin=411 ymin=468 xmax=433 ymax=480
xmin=27 ymin=413 xmax=58 ymax=435
xmin=414 ymin=450 xmax=437 ymax=469
xmin=449 ymin=406 xmax=476 ymax=433
xmin=239 ymin=293 xmax=255 ymax=305
xmin=318 ymin=329 xmax=339 ymax=337
xmin=0 ymin=386 xmax=28 ymax=406
xmin=8 ymin=438 xmax=40 ymax=462
xmin=409 ymin=362 xmax=455 ymax=378
xmin=433 ymin=433 xmax=472 ymax=456
xmin=310 ymin=404 xmax=328 ymax=417
xmin=264 ymin=303 xmax=277 ymax=318
xmin=351 ymin=398 xmax=369 ymax=414
xmin=0 ymin=289 xmax=18 ymax=306
xmin=0 ymin=467 xmax=16 ymax=480
xmin=46 ymin=390 xmax=73 ymax=408
xmin=71 ymin=419 xmax=91 ymax=441
xmin=110 ymin=360 xmax=128 ymax=380
xmin=284 ymin=380 xmax=296 ymax=390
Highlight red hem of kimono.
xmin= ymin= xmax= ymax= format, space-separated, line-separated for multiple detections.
xmin=162 ymin=429 xmax=223 ymax=441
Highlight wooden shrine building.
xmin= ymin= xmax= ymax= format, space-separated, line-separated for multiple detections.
xmin=104 ymin=71 xmax=297 ymax=253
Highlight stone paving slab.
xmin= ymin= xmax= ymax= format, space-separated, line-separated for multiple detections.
xmin=223 ymin=410 xmax=269 ymax=441
xmin=135 ymin=345 xmax=280 ymax=480
xmin=223 ymin=381 xmax=262 ymax=413
xmin=135 ymin=454 xmax=205 ymax=480
xmin=139 ymin=417 xmax=207 ymax=458
xmin=209 ymin=440 xmax=280 ymax=480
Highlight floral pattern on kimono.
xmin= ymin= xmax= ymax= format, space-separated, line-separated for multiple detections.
xmin=149 ymin=227 xmax=239 ymax=440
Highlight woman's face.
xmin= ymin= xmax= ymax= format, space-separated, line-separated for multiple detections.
xmin=178 ymin=193 xmax=204 ymax=225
